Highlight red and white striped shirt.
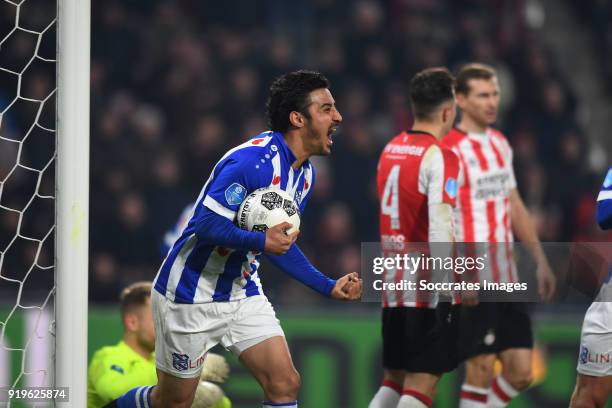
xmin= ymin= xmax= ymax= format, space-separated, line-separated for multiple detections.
xmin=377 ymin=131 xmax=460 ymax=308
xmin=442 ymin=127 xmax=517 ymax=283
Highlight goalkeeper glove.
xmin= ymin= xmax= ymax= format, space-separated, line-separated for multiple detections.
xmin=200 ymin=353 xmax=230 ymax=383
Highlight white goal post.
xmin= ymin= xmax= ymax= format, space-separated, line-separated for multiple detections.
xmin=56 ymin=0 xmax=90 ymax=406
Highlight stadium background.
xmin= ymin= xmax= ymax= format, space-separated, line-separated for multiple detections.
xmin=1 ymin=0 xmax=612 ymax=407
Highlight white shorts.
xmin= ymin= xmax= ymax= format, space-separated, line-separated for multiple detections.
xmin=152 ymin=290 xmax=284 ymax=378
xmin=577 ymin=302 xmax=612 ymax=377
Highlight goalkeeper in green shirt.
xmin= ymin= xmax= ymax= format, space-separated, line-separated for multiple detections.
xmin=88 ymin=281 xmax=231 ymax=408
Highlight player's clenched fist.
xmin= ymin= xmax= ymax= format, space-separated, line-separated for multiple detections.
xmin=264 ymin=222 xmax=299 ymax=255
xmin=331 ymin=272 xmax=362 ymax=300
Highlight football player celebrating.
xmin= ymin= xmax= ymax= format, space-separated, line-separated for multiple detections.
xmin=109 ymin=70 xmax=362 ymax=408
xmin=570 ymin=166 xmax=612 ymax=408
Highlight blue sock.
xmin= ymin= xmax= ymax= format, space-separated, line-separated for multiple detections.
xmin=116 ymin=385 xmax=154 ymax=408
xmin=262 ymin=401 xmax=298 ymax=407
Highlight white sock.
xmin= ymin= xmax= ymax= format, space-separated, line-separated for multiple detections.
xmin=397 ymin=395 xmax=428 ymax=408
xmin=487 ymin=376 xmax=518 ymax=407
xmin=397 ymin=390 xmax=431 ymax=408
xmin=262 ymin=401 xmax=297 ymax=407
xmin=368 ymin=381 xmax=401 ymax=408
xmin=459 ymin=384 xmax=488 ymax=408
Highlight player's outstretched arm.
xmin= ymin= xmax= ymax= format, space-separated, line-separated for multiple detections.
xmin=195 ymin=209 xmax=266 ymax=252
xmin=196 ymin=211 xmax=300 ymax=256
xmin=330 ymin=272 xmax=363 ymax=300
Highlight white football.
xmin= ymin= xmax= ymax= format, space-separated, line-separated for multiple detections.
xmin=237 ymin=187 xmax=301 ymax=234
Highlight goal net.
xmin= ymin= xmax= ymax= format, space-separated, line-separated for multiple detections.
xmin=0 ymin=0 xmax=89 ymax=405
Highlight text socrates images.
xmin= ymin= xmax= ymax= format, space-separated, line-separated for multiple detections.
xmin=360 ymin=242 xmax=612 ymax=304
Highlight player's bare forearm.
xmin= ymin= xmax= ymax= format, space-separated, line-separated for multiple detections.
xmin=509 ymin=188 xmax=546 ymax=263
xmin=510 ymin=188 xmax=556 ymax=300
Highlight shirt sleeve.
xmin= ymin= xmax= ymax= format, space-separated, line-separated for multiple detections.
xmin=596 ymin=167 xmax=612 ymax=229
xmin=420 ymin=145 xmax=460 ymax=206
xmin=88 ymin=349 xmax=149 ymax=405
xmin=194 ymin=208 xmax=266 ymax=252
xmin=419 ymin=145 xmax=459 ymax=243
xmin=202 ymin=153 xmax=271 ymax=221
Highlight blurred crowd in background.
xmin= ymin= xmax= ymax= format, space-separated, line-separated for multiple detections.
xmin=571 ymin=0 xmax=612 ymax=95
xmin=1 ymin=0 xmax=611 ymax=305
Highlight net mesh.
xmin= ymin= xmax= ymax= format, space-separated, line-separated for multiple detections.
xmin=0 ymin=0 xmax=57 ymax=401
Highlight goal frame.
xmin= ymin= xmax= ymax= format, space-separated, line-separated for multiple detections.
xmin=55 ymin=0 xmax=90 ymax=405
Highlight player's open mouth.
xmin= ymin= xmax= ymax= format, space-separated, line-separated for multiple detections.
xmin=327 ymin=125 xmax=339 ymax=144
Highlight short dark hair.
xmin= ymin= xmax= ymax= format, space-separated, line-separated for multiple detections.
xmin=409 ymin=67 xmax=456 ymax=121
xmin=455 ymin=63 xmax=496 ymax=95
xmin=120 ymin=281 xmax=152 ymax=316
xmin=266 ymin=70 xmax=330 ymax=133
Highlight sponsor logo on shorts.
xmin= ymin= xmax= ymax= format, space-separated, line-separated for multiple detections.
xmin=172 ymin=353 xmax=189 ymax=371
xmin=580 ymin=346 xmax=612 ymax=365
xmin=580 ymin=346 xmax=589 ymax=365
xmin=225 ymin=183 xmax=247 ymax=206
xmin=172 ymin=352 xmax=207 ymax=371
xmin=190 ymin=355 xmax=206 ymax=369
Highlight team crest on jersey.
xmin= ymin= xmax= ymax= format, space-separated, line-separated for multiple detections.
xmin=580 ymin=346 xmax=589 ymax=365
xmin=445 ymin=178 xmax=458 ymax=198
xmin=604 ymin=169 xmax=612 ymax=188
xmin=172 ymin=352 xmax=189 ymax=371
xmin=225 ymin=183 xmax=247 ymax=206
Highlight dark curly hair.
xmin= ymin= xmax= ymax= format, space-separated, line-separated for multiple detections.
xmin=266 ymin=70 xmax=330 ymax=133
xmin=409 ymin=67 xmax=455 ymax=121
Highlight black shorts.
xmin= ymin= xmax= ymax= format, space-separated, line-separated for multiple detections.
xmin=457 ymin=302 xmax=533 ymax=361
xmin=382 ymin=303 xmax=459 ymax=374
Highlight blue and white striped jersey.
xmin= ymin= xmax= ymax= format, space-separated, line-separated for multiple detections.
xmin=153 ymin=131 xmax=315 ymax=304
xmin=597 ymin=166 xmax=612 ymax=290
